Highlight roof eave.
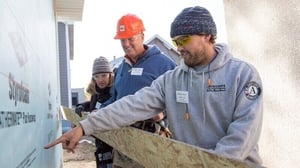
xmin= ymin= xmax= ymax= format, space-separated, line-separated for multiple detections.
xmin=54 ymin=0 xmax=85 ymax=22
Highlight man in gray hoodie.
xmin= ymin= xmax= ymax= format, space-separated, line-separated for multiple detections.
xmin=45 ymin=6 xmax=263 ymax=166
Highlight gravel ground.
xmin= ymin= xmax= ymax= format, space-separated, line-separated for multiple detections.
xmin=63 ymin=136 xmax=97 ymax=168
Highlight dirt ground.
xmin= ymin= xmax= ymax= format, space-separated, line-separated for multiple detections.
xmin=63 ymin=136 xmax=97 ymax=168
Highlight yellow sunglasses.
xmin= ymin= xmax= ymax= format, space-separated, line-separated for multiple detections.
xmin=172 ymin=35 xmax=192 ymax=47
xmin=172 ymin=34 xmax=207 ymax=47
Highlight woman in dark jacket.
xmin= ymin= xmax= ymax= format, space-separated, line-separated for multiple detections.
xmin=75 ymin=56 xmax=114 ymax=168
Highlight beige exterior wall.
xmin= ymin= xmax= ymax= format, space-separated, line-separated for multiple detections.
xmin=223 ymin=1 xmax=300 ymax=167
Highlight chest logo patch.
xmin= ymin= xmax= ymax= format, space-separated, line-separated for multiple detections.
xmin=207 ymin=84 xmax=226 ymax=92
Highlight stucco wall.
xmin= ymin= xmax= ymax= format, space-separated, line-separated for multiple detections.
xmin=223 ymin=1 xmax=300 ymax=167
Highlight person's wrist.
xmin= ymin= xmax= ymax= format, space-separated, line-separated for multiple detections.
xmin=78 ymin=123 xmax=85 ymax=136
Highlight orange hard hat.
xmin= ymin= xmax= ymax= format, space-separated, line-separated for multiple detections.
xmin=114 ymin=14 xmax=145 ymax=39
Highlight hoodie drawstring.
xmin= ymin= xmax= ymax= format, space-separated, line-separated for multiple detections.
xmin=202 ymin=71 xmax=206 ymax=125
xmin=185 ymin=68 xmax=191 ymax=120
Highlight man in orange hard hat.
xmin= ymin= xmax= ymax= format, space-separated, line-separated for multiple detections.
xmin=102 ymin=14 xmax=176 ymax=168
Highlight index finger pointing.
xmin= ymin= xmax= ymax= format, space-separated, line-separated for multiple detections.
xmin=44 ymin=137 xmax=64 ymax=149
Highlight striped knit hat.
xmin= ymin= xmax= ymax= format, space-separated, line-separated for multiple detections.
xmin=92 ymin=56 xmax=111 ymax=75
xmin=170 ymin=6 xmax=217 ymax=38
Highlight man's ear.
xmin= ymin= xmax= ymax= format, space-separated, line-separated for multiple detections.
xmin=141 ymin=33 xmax=145 ymax=40
xmin=204 ymin=34 xmax=211 ymax=41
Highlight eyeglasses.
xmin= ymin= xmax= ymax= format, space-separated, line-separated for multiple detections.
xmin=93 ymin=73 xmax=110 ymax=80
xmin=172 ymin=34 xmax=206 ymax=47
xmin=172 ymin=35 xmax=192 ymax=47
xmin=120 ymin=34 xmax=142 ymax=43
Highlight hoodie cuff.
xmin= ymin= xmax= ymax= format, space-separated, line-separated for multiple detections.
xmin=79 ymin=119 xmax=93 ymax=135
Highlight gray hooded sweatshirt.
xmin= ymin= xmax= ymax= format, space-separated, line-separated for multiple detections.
xmin=80 ymin=43 xmax=263 ymax=165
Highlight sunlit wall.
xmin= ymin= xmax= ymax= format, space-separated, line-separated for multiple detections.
xmin=224 ymin=1 xmax=300 ymax=167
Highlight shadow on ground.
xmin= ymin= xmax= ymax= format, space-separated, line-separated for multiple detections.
xmin=63 ymin=136 xmax=96 ymax=168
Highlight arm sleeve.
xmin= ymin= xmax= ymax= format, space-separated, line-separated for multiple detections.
xmin=76 ymin=101 xmax=90 ymax=111
xmin=214 ymin=65 xmax=263 ymax=161
xmin=80 ymin=76 xmax=166 ymax=136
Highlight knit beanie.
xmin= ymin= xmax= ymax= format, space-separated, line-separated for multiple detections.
xmin=170 ymin=6 xmax=217 ymax=38
xmin=92 ymin=56 xmax=111 ymax=75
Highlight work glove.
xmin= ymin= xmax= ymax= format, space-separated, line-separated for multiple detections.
xmin=75 ymin=105 xmax=84 ymax=117
xmin=156 ymin=120 xmax=172 ymax=138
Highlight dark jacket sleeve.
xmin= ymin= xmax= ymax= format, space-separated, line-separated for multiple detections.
xmin=76 ymin=101 xmax=91 ymax=111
